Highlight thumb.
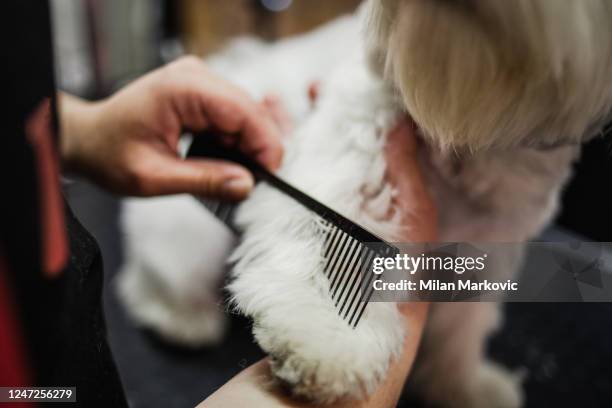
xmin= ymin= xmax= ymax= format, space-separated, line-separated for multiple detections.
xmin=135 ymin=154 xmax=255 ymax=200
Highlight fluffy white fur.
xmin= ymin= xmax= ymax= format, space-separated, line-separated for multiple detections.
xmin=119 ymin=196 xmax=234 ymax=346
xmin=119 ymin=15 xmax=359 ymax=345
xmin=118 ymin=2 xmax=612 ymax=406
xmin=229 ymin=57 xmax=407 ymax=402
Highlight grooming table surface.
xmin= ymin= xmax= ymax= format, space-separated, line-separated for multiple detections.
xmin=66 ymin=182 xmax=612 ymax=408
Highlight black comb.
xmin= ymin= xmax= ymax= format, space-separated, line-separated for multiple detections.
xmin=188 ymin=131 xmax=399 ymax=328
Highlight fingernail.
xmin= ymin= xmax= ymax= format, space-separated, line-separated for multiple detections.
xmin=223 ymin=177 xmax=254 ymax=198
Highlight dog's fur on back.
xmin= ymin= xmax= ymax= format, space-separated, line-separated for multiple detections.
xmin=119 ymin=1 xmax=612 ymax=406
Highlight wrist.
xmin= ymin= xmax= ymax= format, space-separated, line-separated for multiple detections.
xmin=393 ymin=163 xmax=438 ymax=242
xmin=58 ymin=93 xmax=106 ymax=172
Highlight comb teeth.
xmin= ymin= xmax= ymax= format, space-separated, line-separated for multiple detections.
xmin=188 ymin=134 xmax=402 ymax=329
xmin=319 ymin=220 xmax=399 ymax=328
xmin=194 ymin=195 xmax=398 ymax=328
xmin=196 ymin=197 xmax=238 ymax=232
xmin=194 ymin=197 xmax=398 ymax=328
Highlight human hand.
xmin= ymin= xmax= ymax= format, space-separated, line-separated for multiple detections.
xmin=384 ymin=116 xmax=438 ymax=242
xmin=59 ymin=56 xmax=283 ymax=201
xmin=197 ymin=302 xmax=429 ymax=408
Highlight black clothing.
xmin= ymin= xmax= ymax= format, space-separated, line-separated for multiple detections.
xmin=0 ymin=1 xmax=127 ymax=406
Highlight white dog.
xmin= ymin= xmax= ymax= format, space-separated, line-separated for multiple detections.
xmin=119 ymin=1 xmax=612 ymax=406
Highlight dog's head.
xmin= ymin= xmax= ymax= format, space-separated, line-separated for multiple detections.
xmin=365 ymin=0 xmax=612 ymax=152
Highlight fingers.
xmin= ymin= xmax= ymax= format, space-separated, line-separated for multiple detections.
xmin=384 ymin=116 xmax=420 ymax=191
xmin=384 ymin=116 xmax=438 ymax=242
xmin=127 ymin=146 xmax=255 ymax=200
xmin=205 ymin=92 xmax=283 ymax=171
xmin=191 ymin=71 xmax=284 ymax=171
xmin=160 ymin=57 xmax=284 ymax=171
xmin=384 ymin=116 xmax=419 ymax=162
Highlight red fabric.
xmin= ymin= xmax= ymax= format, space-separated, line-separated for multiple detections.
xmin=25 ymin=99 xmax=68 ymax=278
xmin=0 ymin=252 xmax=34 ymax=407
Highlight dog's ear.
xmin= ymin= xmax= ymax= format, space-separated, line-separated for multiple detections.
xmin=364 ymin=0 xmax=612 ymax=151
xmin=364 ymin=0 xmax=400 ymax=76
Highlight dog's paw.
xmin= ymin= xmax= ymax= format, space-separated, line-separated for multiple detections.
xmin=248 ymin=302 xmax=405 ymax=404
xmin=456 ymin=362 xmax=525 ymax=408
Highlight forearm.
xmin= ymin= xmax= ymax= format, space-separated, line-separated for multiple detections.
xmin=352 ymin=301 xmax=429 ymax=408
xmin=199 ymin=302 xmax=429 ymax=408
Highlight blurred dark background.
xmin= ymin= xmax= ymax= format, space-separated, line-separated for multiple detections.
xmin=51 ymin=0 xmax=612 ymax=406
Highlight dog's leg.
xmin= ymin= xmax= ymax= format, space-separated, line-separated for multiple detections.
xmin=407 ymin=231 xmax=528 ymax=407
xmin=228 ymin=58 xmax=409 ymax=402
xmin=118 ymin=196 xmax=234 ymax=346
xmin=229 ymin=183 xmax=406 ymax=403
xmin=407 ymin=145 xmax=579 ymax=407
xmin=409 ymin=301 xmax=523 ymax=408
